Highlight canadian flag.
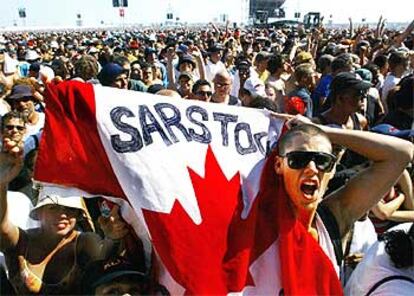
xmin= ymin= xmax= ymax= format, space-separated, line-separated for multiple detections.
xmin=34 ymin=81 xmax=342 ymax=295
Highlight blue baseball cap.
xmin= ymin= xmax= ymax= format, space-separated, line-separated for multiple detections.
xmin=371 ymin=124 xmax=414 ymax=139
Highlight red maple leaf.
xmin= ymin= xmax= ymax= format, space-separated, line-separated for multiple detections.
xmin=142 ymin=146 xmax=278 ymax=295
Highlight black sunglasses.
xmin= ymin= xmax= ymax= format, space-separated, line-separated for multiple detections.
xmin=282 ymin=151 xmax=337 ymax=172
xmin=196 ymin=91 xmax=212 ymax=97
xmin=5 ymin=124 xmax=26 ymax=132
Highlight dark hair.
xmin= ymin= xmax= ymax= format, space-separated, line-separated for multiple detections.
xmin=388 ymin=51 xmax=409 ymax=68
xmin=373 ymin=54 xmax=388 ymax=69
xmin=247 ymin=96 xmax=278 ymax=111
xmin=318 ymin=54 xmax=334 ymax=73
xmin=74 ymin=55 xmax=99 ymax=81
xmin=388 ymin=74 xmax=414 ymax=110
xmin=267 ymin=54 xmax=285 ymax=74
xmin=379 ymin=224 xmax=414 ymax=268
xmin=363 ymin=63 xmax=380 ymax=86
xmin=277 ymin=124 xmax=331 ymax=156
xmin=1 ymin=110 xmax=27 ymax=131
xmin=51 ymin=58 xmax=70 ymax=79
xmin=112 ymin=54 xmax=130 ymax=67
xmin=331 ymin=54 xmax=353 ymax=73
xmin=192 ymin=79 xmax=211 ymax=94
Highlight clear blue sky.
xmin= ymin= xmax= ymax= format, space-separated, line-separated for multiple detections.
xmin=1 ymin=0 xmax=412 ymax=28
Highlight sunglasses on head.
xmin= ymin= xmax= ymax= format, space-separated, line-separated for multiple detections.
xmin=282 ymin=151 xmax=337 ymax=172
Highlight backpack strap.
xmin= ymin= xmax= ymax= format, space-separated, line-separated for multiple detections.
xmin=317 ymin=204 xmax=343 ymax=267
xmin=365 ymin=275 xmax=414 ymax=296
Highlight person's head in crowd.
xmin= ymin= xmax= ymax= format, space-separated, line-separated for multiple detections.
xmin=328 ymin=72 xmax=371 ymax=113
xmin=373 ymin=54 xmax=389 ymax=76
xmin=25 ymin=49 xmax=41 ymax=64
xmin=144 ymin=47 xmax=157 ymax=65
xmin=113 ymin=54 xmax=132 ymax=78
xmin=387 ymin=74 xmax=414 ymax=115
xmin=147 ymin=84 xmax=165 ymax=94
xmin=212 ymin=70 xmax=232 ymax=103
xmin=254 ymin=51 xmax=271 ymax=74
xmin=81 ymin=257 xmax=165 ymax=296
xmin=295 ymin=51 xmax=314 ymax=68
xmin=30 ymin=186 xmax=93 ymax=234
xmin=363 ymin=63 xmax=381 ymax=87
xmin=192 ymin=79 xmax=212 ymax=102
xmin=379 ymin=223 xmax=414 ymax=269
xmin=241 ymin=38 xmax=253 ymax=56
xmin=317 ymin=54 xmax=334 ymax=75
xmin=355 ymin=40 xmax=371 ymax=56
xmin=74 ymin=55 xmax=99 ymax=82
xmin=274 ymin=124 xmax=336 ymax=213
xmin=177 ymin=72 xmax=194 ymax=98
xmin=141 ymin=62 xmax=154 ymax=86
xmin=294 ymin=63 xmax=315 ymax=90
xmin=1 ymin=110 xmax=27 ymax=145
xmin=152 ymin=64 xmax=164 ymax=84
xmin=28 ymin=62 xmax=41 ymax=78
xmin=177 ymin=54 xmax=196 ymax=73
xmin=265 ymin=83 xmax=277 ymax=102
xmin=51 ymin=58 xmax=71 ymax=80
xmin=236 ymin=59 xmax=251 ymax=83
xmin=355 ymin=68 xmax=373 ymax=83
xmin=388 ymin=50 xmax=409 ymax=78
xmin=242 ymin=76 xmax=266 ymax=106
xmin=208 ymin=43 xmax=224 ymax=64
xmin=176 ymin=43 xmax=189 ymax=58
xmin=97 ymin=63 xmax=128 ymax=89
xmin=331 ymin=53 xmax=354 ymax=76
xmin=130 ymin=60 xmax=142 ymax=81
xmin=267 ymin=53 xmax=286 ymax=77
xmin=5 ymin=84 xmax=37 ymax=119
xmin=156 ymin=89 xmax=181 ymax=99
xmin=247 ymin=95 xmax=278 ymax=112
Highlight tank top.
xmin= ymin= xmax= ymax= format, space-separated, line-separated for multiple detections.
xmin=6 ymin=229 xmax=81 ymax=295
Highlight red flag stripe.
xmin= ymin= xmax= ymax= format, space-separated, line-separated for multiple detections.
xmin=34 ymin=81 xmax=126 ymax=198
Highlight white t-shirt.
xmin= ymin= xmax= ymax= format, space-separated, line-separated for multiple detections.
xmin=315 ymin=212 xmax=341 ymax=276
xmin=342 ymin=218 xmax=378 ymax=285
xmin=350 ymin=218 xmax=378 ymax=255
xmin=381 ymin=74 xmax=400 ymax=113
xmin=205 ymin=60 xmax=227 ymax=83
xmin=24 ymin=112 xmax=45 ymax=139
xmin=345 ymin=223 xmax=414 ymax=296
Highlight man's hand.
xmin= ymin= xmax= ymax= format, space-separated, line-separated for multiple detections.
xmin=286 ymin=114 xmax=313 ymax=129
xmin=0 ymin=144 xmax=24 ymax=187
xmin=344 ymin=252 xmax=364 ymax=269
xmin=98 ymin=204 xmax=130 ymax=240
xmin=166 ymin=47 xmax=175 ymax=62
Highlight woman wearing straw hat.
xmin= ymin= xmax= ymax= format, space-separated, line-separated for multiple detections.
xmin=0 ymin=139 xmax=129 ymax=294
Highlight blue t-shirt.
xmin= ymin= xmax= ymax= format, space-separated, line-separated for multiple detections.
xmin=288 ymin=87 xmax=313 ymax=118
xmin=311 ymin=74 xmax=333 ymax=116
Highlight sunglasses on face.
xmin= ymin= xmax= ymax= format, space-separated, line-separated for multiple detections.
xmin=195 ymin=90 xmax=212 ymax=97
xmin=282 ymin=151 xmax=337 ymax=173
xmin=5 ymin=124 xmax=25 ymax=132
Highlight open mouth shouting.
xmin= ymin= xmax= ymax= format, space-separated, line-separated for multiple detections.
xmin=299 ymin=179 xmax=320 ymax=201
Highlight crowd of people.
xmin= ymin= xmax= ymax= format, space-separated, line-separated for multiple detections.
xmin=0 ymin=16 xmax=414 ymax=295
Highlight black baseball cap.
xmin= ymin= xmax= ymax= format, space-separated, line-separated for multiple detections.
xmin=208 ymin=43 xmax=224 ymax=53
xmin=81 ymin=257 xmax=148 ymax=294
xmin=330 ymin=72 xmax=371 ymax=94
